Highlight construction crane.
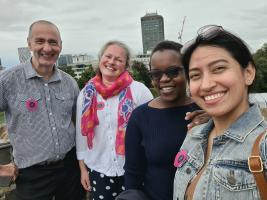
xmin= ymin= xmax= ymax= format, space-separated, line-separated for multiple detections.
xmin=178 ymin=16 xmax=186 ymax=44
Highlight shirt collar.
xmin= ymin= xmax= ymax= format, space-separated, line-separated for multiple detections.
xmin=49 ymin=67 xmax=63 ymax=83
xmin=24 ymin=58 xmax=62 ymax=82
xmin=190 ymin=104 xmax=265 ymax=143
xmin=24 ymin=59 xmax=41 ymax=79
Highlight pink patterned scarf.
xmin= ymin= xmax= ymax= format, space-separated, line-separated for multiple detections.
xmin=81 ymin=71 xmax=133 ymax=155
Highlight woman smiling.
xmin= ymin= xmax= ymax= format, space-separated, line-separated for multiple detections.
xmin=173 ymin=25 xmax=267 ymax=200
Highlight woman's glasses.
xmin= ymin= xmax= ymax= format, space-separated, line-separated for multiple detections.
xmin=181 ymin=25 xmax=224 ymax=54
xmin=148 ymin=66 xmax=184 ymax=81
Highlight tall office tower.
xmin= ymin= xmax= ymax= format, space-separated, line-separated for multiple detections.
xmin=58 ymin=54 xmax=73 ymax=66
xmin=18 ymin=47 xmax=31 ymax=63
xmin=141 ymin=12 xmax=165 ymax=54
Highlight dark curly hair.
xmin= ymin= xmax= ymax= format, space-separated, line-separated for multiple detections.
xmin=149 ymin=40 xmax=182 ymax=69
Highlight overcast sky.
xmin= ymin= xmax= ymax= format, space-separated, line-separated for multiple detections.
xmin=1 ymin=0 xmax=267 ymax=67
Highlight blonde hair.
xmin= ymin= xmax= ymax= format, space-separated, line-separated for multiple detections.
xmin=98 ymin=40 xmax=131 ymax=68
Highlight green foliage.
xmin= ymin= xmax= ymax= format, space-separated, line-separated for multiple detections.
xmin=0 ymin=112 xmax=5 ymax=125
xmin=130 ymin=61 xmax=152 ymax=88
xmin=59 ymin=65 xmax=76 ymax=80
xmin=77 ymin=66 xmax=96 ymax=89
xmin=252 ymin=43 xmax=267 ymax=92
xmin=149 ymin=87 xmax=158 ymax=97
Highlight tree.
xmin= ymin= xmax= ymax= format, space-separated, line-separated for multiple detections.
xmin=59 ymin=66 xmax=76 ymax=80
xmin=252 ymin=43 xmax=267 ymax=92
xmin=77 ymin=65 xmax=96 ymax=89
xmin=130 ymin=61 xmax=152 ymax=88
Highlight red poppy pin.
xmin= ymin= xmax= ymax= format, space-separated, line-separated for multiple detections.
xmin=174 ymin=149 xmax=188 ymax=168
xmin=25 ymin=98 xmax=38 ymax=112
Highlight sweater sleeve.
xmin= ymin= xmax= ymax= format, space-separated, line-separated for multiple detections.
xmin=124 ymin=109 xmax=146 ymax=190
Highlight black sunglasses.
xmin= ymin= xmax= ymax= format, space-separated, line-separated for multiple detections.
xmin=148 ymin=66 xmax=184 ymax=81
xmin=181 ymin=25 xmax=224 ymax=54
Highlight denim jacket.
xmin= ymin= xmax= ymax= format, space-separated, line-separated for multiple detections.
xmin=173 ymin=104 xmax=267 ymax=200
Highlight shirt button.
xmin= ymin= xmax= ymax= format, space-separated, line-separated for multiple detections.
xmin=227 ymin=175 xmax=236 ymax=185
xmin=186 ymin=167 xmax=191 ymax=174
xmin=44 ymin=83 xmax=48 ymax=87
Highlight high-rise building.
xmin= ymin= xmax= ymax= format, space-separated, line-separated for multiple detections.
xmin=58 ymin=54 xmax=73 ymax=66
xmin=18 ymin=47 xmax=31 ymax=63
xmin=141 ymin=12 xmax=164 ymax=54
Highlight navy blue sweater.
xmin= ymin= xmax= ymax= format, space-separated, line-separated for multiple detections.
xmin=124 ymin=101 xmax=198 ymax=200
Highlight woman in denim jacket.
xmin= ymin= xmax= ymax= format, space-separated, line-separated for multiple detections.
xmin=173 ymin=25 xmax=267 ymax=200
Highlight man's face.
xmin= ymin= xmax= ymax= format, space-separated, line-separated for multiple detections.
xmin=28 ymin=23 xmax=62 ymax=69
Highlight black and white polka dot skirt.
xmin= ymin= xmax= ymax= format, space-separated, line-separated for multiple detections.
xmin=89 ymin=169 xmax=125 ymax=200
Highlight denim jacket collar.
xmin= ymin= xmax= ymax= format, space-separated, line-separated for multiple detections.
xmin=190 ymin=104 xmax=265 ymax=143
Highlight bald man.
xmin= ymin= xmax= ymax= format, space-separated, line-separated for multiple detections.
xmin=0 ymin=20 xmax=84 ymax=200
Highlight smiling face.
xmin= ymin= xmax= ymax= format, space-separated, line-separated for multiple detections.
xmin=28 ymin=23 xmax=62 ymax=71
xmin=188 ymin=45 xmax=255 ymax=121
xmin=99 ymin=44 xmax=127 ymax=84
xmin=150 ymin=49 xmax=188 ymax=105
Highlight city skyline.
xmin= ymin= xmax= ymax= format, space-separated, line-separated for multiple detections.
xmin=0 ymin=0 xmax=267 ymax=67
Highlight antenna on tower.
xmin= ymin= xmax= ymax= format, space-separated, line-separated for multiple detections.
xmin=178 ymin=16 xmax=186 ymax=44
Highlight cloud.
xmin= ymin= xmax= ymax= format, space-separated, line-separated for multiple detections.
xmin=0 ymin=0 xmax=267 ymax=67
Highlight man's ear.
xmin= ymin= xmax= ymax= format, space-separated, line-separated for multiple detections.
xmin=244 ymin=62 xmax=256 ymax=86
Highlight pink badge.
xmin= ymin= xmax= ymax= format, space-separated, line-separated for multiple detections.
xmin=174 ymin=149 xmax=188 ymax=168
xmin=25 ymin=98 xmax=38 ymax=112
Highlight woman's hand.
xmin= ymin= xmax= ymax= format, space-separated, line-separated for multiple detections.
xmin=185 ymin=110 xmax=210 ymax=130
xmin=79 ymin=160 xmax=92 ymax=191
